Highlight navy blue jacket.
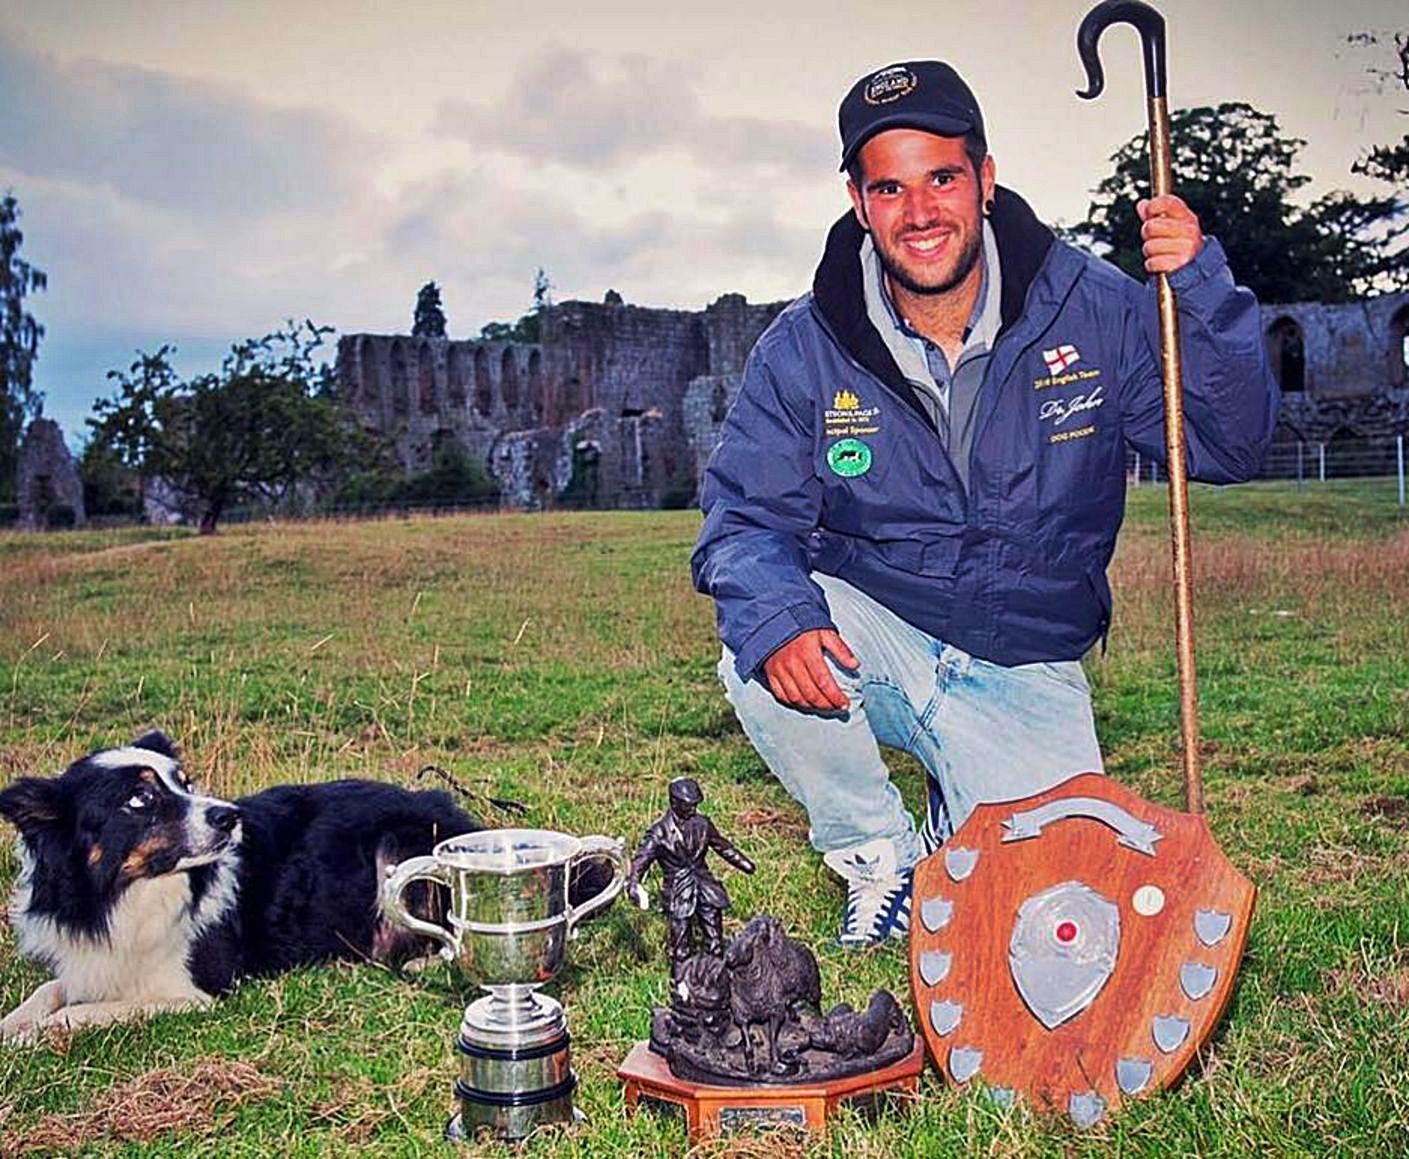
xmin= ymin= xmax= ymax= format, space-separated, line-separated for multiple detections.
xmin=692 ymin=188 xmax=1279 ymax=678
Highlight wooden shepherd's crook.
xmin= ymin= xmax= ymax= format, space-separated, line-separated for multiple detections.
xmin=1077 ymin=0 xmax=1204 ymax=815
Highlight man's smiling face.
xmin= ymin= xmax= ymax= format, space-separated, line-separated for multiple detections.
xmin=848 ymin=128 xmax=995 ymax=299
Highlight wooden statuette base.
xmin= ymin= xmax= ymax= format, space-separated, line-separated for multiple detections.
xmin=618 ymin=1039 xmax=925 ymax=1141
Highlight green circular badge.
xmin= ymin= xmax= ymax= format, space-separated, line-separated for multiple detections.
xmin=827 ymin=438 xmax=872 ymax=478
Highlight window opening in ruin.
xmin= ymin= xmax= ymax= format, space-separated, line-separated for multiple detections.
xmin=501 ymin=349 xmax=520 ymax=410
xmin=1266 ymin=318 xmax=1305 ymax=392
xmin=474 ymin=347 xmax=492 ymax=415
xmin=448 ymin=345 xmax=468 ymax=407
xmin=1391 ymin=305 xmax=1409 ymax=388
xmin=418 ymin=343 xmax=437 ymax=414
xmin=711 ymin=381 xmax=728 ymax=423
xmin=529 ymin=350 xmax=545 ymax=424
xmin=391 ymin=340 xmax=410 ymax=414
xmin=564 ymin=376 xmax=584 ymax=417
xmin=33 ymin=474 xmax=53 ymax=521
xmin=358 ymin=337 xmax=378 ymax=406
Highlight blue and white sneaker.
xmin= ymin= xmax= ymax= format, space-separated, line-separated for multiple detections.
xmin=823 ymin=838 xmax=913 ymax=946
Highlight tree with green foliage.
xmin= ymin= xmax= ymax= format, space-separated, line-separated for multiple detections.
xmin=89 ymin=321 xmax=362 ymax=534
xmin=1072 ymin=103 xmax=1406 ymax=302
xmin=477 ymin=269 xmax=554 ymax=344
xmin=532 ymin=267 xmax=553 ymax=312
xmin=413 ymin=281 xmax=447 ymax=338
xmin=330 ymin=436 xmax=497 ymax=511
xmin=1 ymin=193 xmax=47 ymax=503
xmin=1349 ymin=31 xmax=1408 ymax=189
xmin=392 ymin=438 xmax=498 ymax=507
xmin=78 ymin=437 xmax=143 ymax=519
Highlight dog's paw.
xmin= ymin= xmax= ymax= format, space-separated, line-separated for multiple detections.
xmin=398 ymin=954 xmax=442 ymax=976
xmin=0 ymin=1011 xmax=43 ymax=1047
xmin=1 ymin=981 xmax=67 ymax=1046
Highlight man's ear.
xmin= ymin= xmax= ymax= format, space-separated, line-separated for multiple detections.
xmin=0 ymin=777 xmax=67 ymax=840
xmin=131 ymin=730 xmax=179 ymax=760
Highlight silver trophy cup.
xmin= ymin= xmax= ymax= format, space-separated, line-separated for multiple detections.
xmin=381 ymin=828 xmax=626 ymax=1141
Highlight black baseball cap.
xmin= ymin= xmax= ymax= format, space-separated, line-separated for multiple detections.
xmin=838 ymin=61 xmax=986 ymax=171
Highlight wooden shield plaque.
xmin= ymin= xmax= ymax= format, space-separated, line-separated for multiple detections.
xmin=910 ymin=772 xmax=1254 ymax=1125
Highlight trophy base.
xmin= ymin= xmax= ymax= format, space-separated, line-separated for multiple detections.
xmin=446 ymin=1106 xmax=586 ymax=1145
xmin=454 ymin=994 xmax=578 ymax=1142
xmin=618 ymin=1039 xmax=925 ymax=1141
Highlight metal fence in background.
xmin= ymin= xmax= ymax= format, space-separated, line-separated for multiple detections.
xmin=1127 ymin=436 xmax=1408 ymax=507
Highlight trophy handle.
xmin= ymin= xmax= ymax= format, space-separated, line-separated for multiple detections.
xmin=380 ymin=854 xmax=459 ymax=961
xmin=565 ymin=835 xmax=628 ymax=932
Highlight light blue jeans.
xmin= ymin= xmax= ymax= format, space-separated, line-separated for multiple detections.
xmin=720 ymin=574 xmax=1104 ymax=871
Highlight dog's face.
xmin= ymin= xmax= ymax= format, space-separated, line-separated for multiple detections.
xmin=0 ymin=730 xmax=242 ymax=891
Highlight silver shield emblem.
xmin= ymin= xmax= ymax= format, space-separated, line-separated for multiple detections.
xmin=1116 ymin=1057 xmax=1153 ymax=1095
xmin=1008 ymin=880 xmax=1121 ymax=1030
xmin=929 ymin=999 xmax=963 ymax=1037
xmin=919 ymin=950 xmax=952 ymax=986
xmin=945 ymin=846 xmax=980 ymax=881
xmin=1152 ymin=1014 xmax=1190 ymax=1054
xmin=949 ymin=1045 xmax=983 ymax=1083
xmin=1180 ymin=962 xmax=1218 ymax=1001
xmin=1195 ymin=909 xmax=1232 ymax=947
xmin=1069 ymin=1090 xmax=1106 ymax=1128
xmin=920 ymin=895 xmax=953 ymax=932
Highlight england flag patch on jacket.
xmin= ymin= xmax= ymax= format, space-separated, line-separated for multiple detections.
xmin=1043 ymin=344 xmax=1080 ymax=375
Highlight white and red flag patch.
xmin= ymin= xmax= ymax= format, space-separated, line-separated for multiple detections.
xmin=1042 ymin=345 xmax=1080 ymax=376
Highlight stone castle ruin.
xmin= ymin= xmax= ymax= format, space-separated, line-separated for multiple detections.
xmin=1262 ymin=292 xmax=1409 ymax=472
xmin=336 ymin=292 xmax=785 ymax=508
xmin=17 ymin=418 xmax=85 ymax=530
xmin=336 ymin=288 xmax=1409 ymax=506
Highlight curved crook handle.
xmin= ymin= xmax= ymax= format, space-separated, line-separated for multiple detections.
xmin=565 ymin=835 xmax=628 ymax=932
xmin=379 ymin=855 xmax=459 ymax=962
xmin=1076 ymin=0 xmax=1167 ymax=100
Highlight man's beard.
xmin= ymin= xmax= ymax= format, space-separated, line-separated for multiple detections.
xmin=874 ymin=216 xmax=984 ymax=298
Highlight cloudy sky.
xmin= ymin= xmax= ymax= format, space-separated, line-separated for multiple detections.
xmin=2 ymin=0 xmax=1403 ymax=443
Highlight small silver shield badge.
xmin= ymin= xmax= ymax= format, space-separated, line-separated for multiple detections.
xmin=949 ymin=1045 xmax=983 ymax=1083
xmin=919 ymin=950 xmax=952 ymax=986
xmin=920 ymin=895 xmax=953 ymax=932
xmin=1009 ymin=880 xmax=1121 ymax=1030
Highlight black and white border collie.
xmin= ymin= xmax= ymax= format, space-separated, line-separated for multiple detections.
xmin=0 ymin=731 xmax=480 ymax=1043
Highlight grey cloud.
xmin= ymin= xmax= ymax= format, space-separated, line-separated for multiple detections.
xmin=371 ymin=170 xmax=818 ymax=324
xmin=0 ymin=27 xmax=372 ymax=219
xmin=690 ymin=114 xmax=836 ymax=174
xmin=435 ymin=48 xmax=833 ymax=175
xmin=436 ymin=49 xmax=698 ymax=168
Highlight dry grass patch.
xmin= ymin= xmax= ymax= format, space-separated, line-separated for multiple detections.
xmin=735 ymin=806 xmax=809 ymax=842
xmin=2 ymin=1058 xmax=280 ymax=1154
xmin=1328 ymin=964 xmax=1409 ymax=1008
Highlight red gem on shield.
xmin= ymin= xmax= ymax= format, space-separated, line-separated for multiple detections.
xmin=1055 ymin=920 xmax=1078 ymax=944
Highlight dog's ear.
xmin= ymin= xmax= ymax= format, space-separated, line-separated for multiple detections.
xmin=0 ymin=777 xmax=67 ymax=839
xmin=131 ymin=730 xmax=179 ymax=760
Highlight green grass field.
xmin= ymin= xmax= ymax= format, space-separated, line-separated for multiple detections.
xmin=1 ymin=482 xmax=1407 ymax=1157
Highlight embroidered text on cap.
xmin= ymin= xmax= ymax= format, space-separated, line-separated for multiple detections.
xmin=864 ymin=66 xmax=918 ymax=105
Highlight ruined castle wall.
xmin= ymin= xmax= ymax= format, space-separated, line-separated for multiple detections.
xmin=336 ymin=334 xmax=543 ymax=471
xmin=703 ymin=293 xmax=790 ymax=376
xmin=18 ymin=419 xmax=85 ymax=530
xmin=682 ymin=373 xmax=743 ymax=486
xmin=541 ymin=301 xmax=708 ymax=423
xmin=1260 ymin=292 xmax=1409 ymax=399
xmin=1261 ymin=292 xmax=1409 ymax=446
xmin=338 ymin=288 xmax=1409 ymax=503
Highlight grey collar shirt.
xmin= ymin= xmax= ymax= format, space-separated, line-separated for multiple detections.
xmin=861 ymin=219 xmax=1002 ymax=494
